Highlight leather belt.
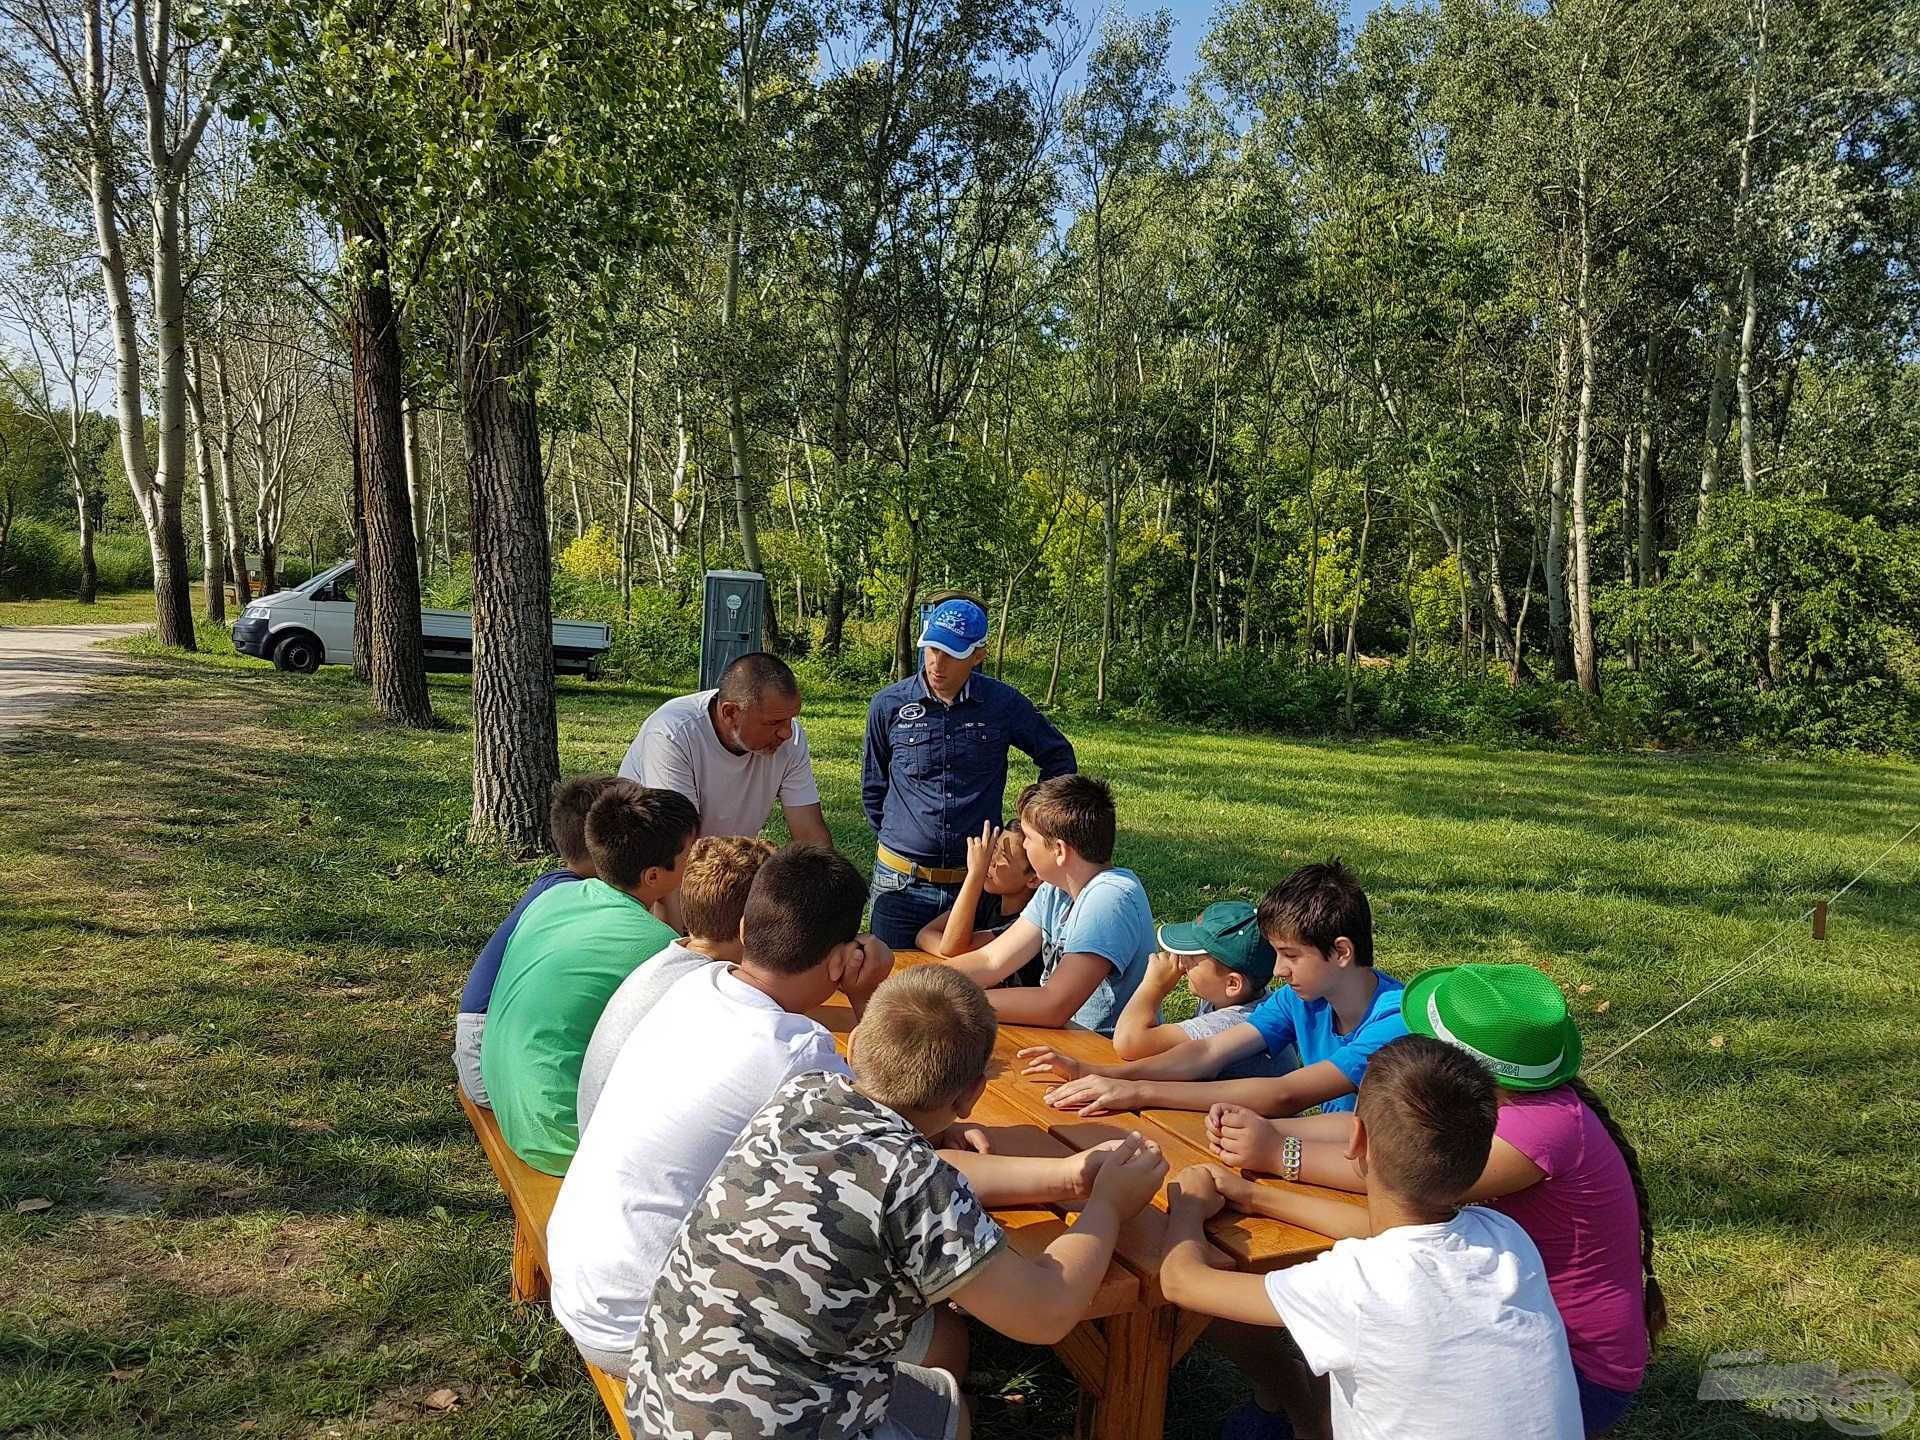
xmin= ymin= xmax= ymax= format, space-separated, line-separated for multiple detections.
xmin=875 ymin=844 xmax=967 ymax=886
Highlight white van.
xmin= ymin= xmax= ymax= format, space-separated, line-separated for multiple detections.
xmin=231 ymin=561 xmax=613 ymax=678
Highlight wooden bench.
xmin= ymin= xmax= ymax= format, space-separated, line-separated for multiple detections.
xmin=458 ymin=1088 xmax=635 ymax=1438
xmin=460 ymin=1081 xmax=1143 ymax=1438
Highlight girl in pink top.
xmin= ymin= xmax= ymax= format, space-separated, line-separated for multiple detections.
xmin=1201 ymin=963 xmax=1667 ymax=1438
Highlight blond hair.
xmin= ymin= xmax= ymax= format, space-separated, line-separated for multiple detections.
xmin=680 ymin=836 xmax=776 ymax=942
xmin=853 ymin=968 xmax=997 ymax=1114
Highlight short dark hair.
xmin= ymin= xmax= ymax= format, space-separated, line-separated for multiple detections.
xmin=549 ymin=775 xmax=617 ymax=867
xmin=741 ymin=844 xmax=867 ymax=974
xmin=1356 ymin=1035 xmax=1498 ymax=1207
xmin=585 ymin=782 xmax=699 ymax=890
xmin=853 ymin=967 xmax=998 ymax=1113
xmin=716 ymin=652 xmax=800 ymax=710
xmin=1018 ymin=774 xmax=1116 ymax=865
xmin=1257 ymin=858 xmax=1373 ymax=967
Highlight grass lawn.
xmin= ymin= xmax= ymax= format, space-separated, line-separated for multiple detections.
xmin=3 ymin=656 xmax=1916 ymax=1439
xmin=0 ymin=593 xmax=165 ymax=628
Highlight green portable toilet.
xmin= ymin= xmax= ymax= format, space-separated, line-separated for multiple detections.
xmin=700 ymin=570 xmax=766 ymax=688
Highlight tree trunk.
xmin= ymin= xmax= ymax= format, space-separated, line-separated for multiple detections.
xmin=1341 ymin=474 xmax=1372 ymax=731
xmin=348 ymin=244 xmax=434 ymax=727
xmin=65 ymin=385 xmax=97 ymax=604
xmin=209 ymin=346 xmax=251 ymax=604
xmin=404 ymin=394 xmax=429 ymax=581
xmin=1635 ymin=335 xmax=1659 ymax=593
xmin=186 ymin=347 xmax=226 ymax=623
xmin=83 ymin=3 xmax=193 ymax=649
xmin=1569 ymin=214 xmax=1601 ymax=696
xmin=1544 ymin=312 xmax=1575 ymax=682
xmin=462 ymin=290 xmax=558 ymax=853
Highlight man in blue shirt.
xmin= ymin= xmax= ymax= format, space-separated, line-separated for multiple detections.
xmin=862 ymin=596 xmax=1076 ymax=948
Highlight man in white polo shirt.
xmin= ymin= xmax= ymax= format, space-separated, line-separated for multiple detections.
xmin=618 ymin=652 xmax=832 ymax=845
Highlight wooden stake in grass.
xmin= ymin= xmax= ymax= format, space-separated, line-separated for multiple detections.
xmin=1813 ymin=900 xmax=1828 ymax=941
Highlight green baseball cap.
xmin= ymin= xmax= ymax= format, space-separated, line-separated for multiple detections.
xmin=1403 ymin=963 xmax=1582 ymax=1091
xmin=1156 ymin=901 xmax=1277 ymax=985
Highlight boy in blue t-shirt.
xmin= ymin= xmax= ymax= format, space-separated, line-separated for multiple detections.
xmin=936 ymin=775 xmax=1155 ymax=1034
xmin=453 ymin=775 xmax=614 ymax=1105
xmin=1024 ymin=859 xmax=1407 ymax=1117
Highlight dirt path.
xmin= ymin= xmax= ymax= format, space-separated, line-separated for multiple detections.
xmin=0 ymin=624 xmax=149 ymax=738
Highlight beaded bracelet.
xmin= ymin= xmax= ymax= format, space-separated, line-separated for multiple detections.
xmin=1281 ymin=1134 xmax=1303 ymax=1183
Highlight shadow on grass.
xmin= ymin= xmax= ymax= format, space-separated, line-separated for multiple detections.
xmin=2 ymin=661 xmax=1915 ymax=1439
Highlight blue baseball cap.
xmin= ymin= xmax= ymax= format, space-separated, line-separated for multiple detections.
xmin=919 ymin=598 xmax=988 ymax=659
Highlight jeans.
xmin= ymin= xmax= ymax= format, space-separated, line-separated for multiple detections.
xmin=867 ymin=863 xmax=962 ymax=949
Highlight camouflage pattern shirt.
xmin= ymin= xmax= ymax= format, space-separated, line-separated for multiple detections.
xmin=629 ymin=1070 xmax=1005 ymax=1437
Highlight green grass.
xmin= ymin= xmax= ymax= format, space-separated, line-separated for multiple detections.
xmin=2 ymin=656 xmax=1916 ymax=1438
xmin=0 ymin=592 xmax=165 ymax=628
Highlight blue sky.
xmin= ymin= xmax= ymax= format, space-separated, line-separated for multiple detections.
xmin=1077 ymin=0 xmax=1380 ymax=89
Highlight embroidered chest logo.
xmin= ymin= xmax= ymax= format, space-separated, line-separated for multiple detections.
xmin=899 ymin=702 xmax=927 ymax=721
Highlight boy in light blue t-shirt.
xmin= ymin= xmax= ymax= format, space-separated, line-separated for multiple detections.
xmin=1021 ymin=859 xmax=1408 ymax=1118
xmin=936 ymin=775 xmax=1155 ymax=1034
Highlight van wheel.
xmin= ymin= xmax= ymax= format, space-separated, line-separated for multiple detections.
xmin=272 ymin=632 xmax=323 ymax=674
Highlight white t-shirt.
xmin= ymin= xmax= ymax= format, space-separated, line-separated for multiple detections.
xmin=618 ymin=689 xmax=820 ymax=838
xmin=548 ymin=963 xmax=849 ymax=1357
xmin=1262 ymin=1206 xmax=1583 ymax=1440
xmin=575 ymin=941 xmax=714 ymax=1135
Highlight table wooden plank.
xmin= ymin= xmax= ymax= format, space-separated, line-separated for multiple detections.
xmin=819 ymin=954 xmax=1356 ymax=1274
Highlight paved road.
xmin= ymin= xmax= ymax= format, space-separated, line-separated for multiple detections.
xmin=0 ymin=624 xmax=149 ymax=737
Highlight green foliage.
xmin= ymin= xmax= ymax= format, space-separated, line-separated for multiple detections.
xmin=1120 ymin=643 xmax=1920 ymax=755
xmin=556 ymin=524 xmax=620 ymax=586
xmin=1611 ymin=499 xmax=1920 ymax=684
xmin=0 ymin=519 xmax=155 ymax=599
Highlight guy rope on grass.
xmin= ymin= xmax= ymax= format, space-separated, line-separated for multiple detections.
xmin=1588 ymin=816 xmax=1920 ymax=1071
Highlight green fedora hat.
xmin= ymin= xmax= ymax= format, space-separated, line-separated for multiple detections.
xmin=1157 ymin=900 xmax=1276 ymax=981
xmin=1403 ymin=963 xmax=1582 ymax=1091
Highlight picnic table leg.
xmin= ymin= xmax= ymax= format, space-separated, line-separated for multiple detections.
xmin=1084 ymin=1303 xmax=1178 ymax=1440
xmin=510 ymin=1216 xmax=549 ymax=1304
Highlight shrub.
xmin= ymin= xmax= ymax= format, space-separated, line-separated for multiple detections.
xmin=1114 ymin=644 xmax=1917 ymax=755
xmin=0 ymin=519 xmax=154 ymax=599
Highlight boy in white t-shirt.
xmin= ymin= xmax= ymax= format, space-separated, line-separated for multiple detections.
xmin=575 ymin=834 xmax=775 ymax=1133
xmin=1160 ymin=1035 xmax=1583 ymax=1440
xmin=547 ymin=844 xmax=1153 ymax=1379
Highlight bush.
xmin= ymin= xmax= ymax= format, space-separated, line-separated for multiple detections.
xmin=0 ymin=519 xmax=154 ymax=599
xmin=1116 ymin=644 xmax=1918 ymax=755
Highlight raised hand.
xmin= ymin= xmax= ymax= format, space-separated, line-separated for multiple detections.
xmin=965 ymin=818 xmax=1002 ymax=880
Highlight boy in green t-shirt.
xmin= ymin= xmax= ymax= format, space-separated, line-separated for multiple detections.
xmin=482 ymin=781 xmax=699 ymax=1174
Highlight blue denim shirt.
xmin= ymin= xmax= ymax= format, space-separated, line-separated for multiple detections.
xmin=862 ymin=669 xmax=1076 ymax=868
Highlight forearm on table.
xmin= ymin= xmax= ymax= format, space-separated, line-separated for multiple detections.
xmin=1150 ymin=1073 xmax=1331 ymax=1114
xmin=1158 ymin=1214 xmax=1282 ymax=1324
xmin=1231 ymin=1179 xmax=1371 ymax=1239
xmin=940 ymin=1151 xmax=1074 ymax=1207
xmin=988 ymin=984 xmax=1084 ymax=1027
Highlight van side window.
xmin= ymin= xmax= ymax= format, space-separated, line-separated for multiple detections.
xmin=317 ymin=573 xmax=357 ymax=604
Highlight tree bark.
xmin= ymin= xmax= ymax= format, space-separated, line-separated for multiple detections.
xmin=82 ymin=0 xmax=194 ymax=648
xmin=347 ymin=243 xmax=433 ymax=727
xmin=208 ymin=345 xmax=251 ymax=604
xmin=1544 ymin=311 xmax=1575 ymax=682
xmin=186 ymin=346 xmax=226 ymax=623
xmin=404 ymin=394 xmax=429 ymax=581
xmin=462 ymin=289 xmax=558 ymax=853
xmin=1569 ymin=214 xmax=1601 ymax=695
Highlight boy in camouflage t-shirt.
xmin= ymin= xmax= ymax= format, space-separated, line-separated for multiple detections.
xmin=630 ymin=967 xmax=1168 ymax=1439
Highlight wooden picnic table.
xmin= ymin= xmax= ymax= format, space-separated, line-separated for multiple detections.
xmin=808 ymin=948 xmax=1366 ymax=1440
